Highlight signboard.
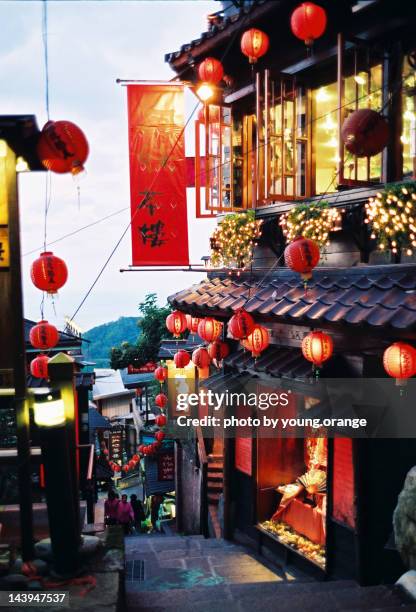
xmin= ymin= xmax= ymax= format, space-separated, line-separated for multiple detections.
xmin=109 ymin=427 xmax=126 ymax=463
xmin=0 ymin=227 xmax=9 ymax=268
xmin=332 ymin=438 xmax=355 ymax=529
xmin=127 ymin=83 xmax=189 ymax=266
xmin=157 ymin=452 xmax=175 ymax=481
xmin=235 ymin=437 xmax=252 ymax=476
xmin=127 ymin=362 xmax=157 ymax=374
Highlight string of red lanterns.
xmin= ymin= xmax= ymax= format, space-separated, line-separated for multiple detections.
xmin=186 ymin=314 xmax=201 ymax=333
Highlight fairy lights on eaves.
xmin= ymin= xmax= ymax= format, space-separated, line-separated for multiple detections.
xmin=210 ymin=210 xmax=262 ymax=269
xmin=280 ymin=201 xmax=343 ymax=249
xmin=365 ymin=182 xmax=416 ymax=256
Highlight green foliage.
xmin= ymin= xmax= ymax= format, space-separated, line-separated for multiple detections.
xmin=210 ymin=210 xmax=262 ymax=269
xmin=110 ymin=293 xmax=175 ymax=370
xmin=365 ymin=181 xmax=416 ymax=255
xmin=83 ymin=316 xmax=140 ymax=368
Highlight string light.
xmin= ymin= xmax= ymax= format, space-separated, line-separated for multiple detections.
xmin=210 ymin=210 xmax=262 ymax=269
xmin=365 ymin=182 xmax=416 ymax=255
xmin=280 ymin=201 xmax=343 ymax=248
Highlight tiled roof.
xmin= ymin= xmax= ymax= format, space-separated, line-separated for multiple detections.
xmin=168 ymin=264 xmax=416 ymax=331
xmin=225 ymin=347 xmax=313 ymax=382
xmin=158 ymin=335 xmax=202 ymax=359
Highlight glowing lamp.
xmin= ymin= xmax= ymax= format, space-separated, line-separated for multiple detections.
xmin=198 ymin=317 xmax=223 ymax=343
xmin=197 ymin=57 xmax=224 ymax=85
xmin=241 ymin=325 xmax=270 ymax=358
xmin=33 ymin=389 xmax=65 ymax=428
xmin=383 ymin=342 xmax=416 ymax=386
xmin=290 ymin=2 xmax=327 ymax=47
xmin=284 ymin=236 xmax=320 ymax=281
xmin=240 ymin=28 xmax=269 ymax=63
xmin=228 ymin=309 xmax=255 ymax=339
xmin=174 ymin=349 xmax=191 ymax=368
xmin=302 ymin=331 xmax=333 ymax=368
xmin=197 ymin=83 xmax=214 ymax=102
xmin=166 ymin=310 xmax=187 ymax=338
xmin=192 ymin=347 xmax=211 ymax=369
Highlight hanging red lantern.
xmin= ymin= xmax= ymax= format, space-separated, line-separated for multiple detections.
xmin=154 ymin=366 xmax=168 ymax=383
xmin=290 ymin=2 xmax=327 ymax=47
xmin=128 ymin=460 xmax=136 ymax=469
xmin=186 ymin=314 xmax=201 ymax=333
xmin=30 ymin=251 xmax=68 ymax=294
xmin=155 ymin=414 xmax=167 ymax=427
xmin=29 ymin=320 xmax=59 ymax=350
xmin=198 ymin=318 xmax=223 ymax=343
xmin=192 ymin=347 xmax=211 ymax=369
xmin=37 ymin=120 xmax=89 ymax=175
xmin=166 ymin=310 xmax=187 ymax=338
xmin=383 ymin=342 xmax=416 ymax=386
xmin=228 ymin=309 xmax=255 ymax=340
xmin=302 ymin=331 xmax=333 ymax=368
xmin=284 ymin=236 xmax=320 ymax=281
xmin=132 ymin=454 xmax=139 ymax=462
xmin=155 ymin=431 xmax=165 ymax=442
xmin=208 ymin=341 xmax=230 ymax=364
xmin=138 ymin=444 xmax=146 ymax=454
xmin=155 ymin=393 xmax=168 ymax=408
xmin=240 ymin=28 xmax=269 ymax=64
xmin=174 ymin=350 xmax=191 ymax=368
xmin=123 ymin=465 xmax=129 ymax=472
xmin=151 ymin=441 xmax=160 ymax=452
xmin=114 ymin=464 xmax=121 ymax=472
xmin=198 ymin=57 xmax=224 ymax=85
xmin=241 ymin=325 xmax=270 ymax=358
xmin=30 ymin=354 xmax=49 ymax=379
xmin=341 ymin=109 xmax=389 ymax=157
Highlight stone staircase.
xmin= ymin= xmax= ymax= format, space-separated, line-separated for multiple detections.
xmin=125 ymin=534 xmax=415 ymax=611
xmin=207 ymin=453 xmax=223 ymax=539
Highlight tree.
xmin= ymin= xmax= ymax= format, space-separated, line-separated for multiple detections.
xmin=110 ymin=293 xmax=179 ymax=369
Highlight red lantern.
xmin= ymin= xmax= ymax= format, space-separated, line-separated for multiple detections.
xmin=151 ymin=442 xmax=160 ymax=452
xmin=123 ymin=465 xmax=129 ymax=472
xmin=290 ymin=2 xmax=327 ymax=47
xmin=29 ymin=320 xmax=59 ymax=350
xmin=228 ymin=309 xmax=255 ymax=340
xmin=198 ymin=318 xmax=222 ymax=343
xmin=166 ymin=310 xmax=187 ymax=338
xmin=241 ymin=325 xmax=269 ymax=358
xmin=128 ymin=460 xmax=136 ymax=469
xmin=302 ymin=331 xmax=333 ymax=368
xmin=154 ymin=366 xmax=168 ymax=383
xmin=208 ymin=341 xmax=230 ymax=363
xmin=284 ymin=236 xmax=320 ymax=281
xmin=114 ymin=464 xmax=121 ymax=472
xmin=174 ymin=350 xmax=191 ymax=368
xmin=383 ymin=342 xmax=416 ymax=386
xmin=30 ymin=354 xmax=49 ymax=379
xmin=241 ymin=28 xmax=269 ymax=64
xmin=30 ymin=251 xmax=68 ymax=294
xmin=192 ymin=347 xmax=211 ymax=369
xmin=138 ymin=444 xmax=146 ymax=454
xmin=37 ymin=120 xmax=89 ymax=175
xmin=155 ymin=431 xmax=165 ymax=442
xmin=142 ymin=446 xmax=151 ymax=456
xmin=198 ymin=57 xmax=224 ymax=85
xmin=155 ymin=414 xmax=167 ymax=427
xmin=341 ymin=109 xmax=389 ymax=157
xmin=132 ymin=454 xmax=139 ymax=462
xmin=186 ymin=314 xmax=201 ymax=333
xmin=155 ymin=393 xmax=168 ymax=408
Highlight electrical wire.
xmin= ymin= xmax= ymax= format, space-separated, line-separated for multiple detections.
xmin=68 ymin=10 xmax=253 ymax=324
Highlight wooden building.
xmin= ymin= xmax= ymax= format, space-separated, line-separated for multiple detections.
xmin=165 ymin=0 xmax=416 ymax=585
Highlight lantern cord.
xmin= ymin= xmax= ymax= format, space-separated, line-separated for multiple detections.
xmin=42 ymin=0 xmax=50 ymax=122
xmin=23 ymin=206 xmax=129 ymax=257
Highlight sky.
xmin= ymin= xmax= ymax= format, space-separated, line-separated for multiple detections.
xmin=0 ymin=0 xmax=218 ymax=331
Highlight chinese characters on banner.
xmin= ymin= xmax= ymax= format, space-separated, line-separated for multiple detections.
xmin=127 ymin=84 xmax=189 ymax=266
xmin=157 ymin=452 xmax=175 ymax=481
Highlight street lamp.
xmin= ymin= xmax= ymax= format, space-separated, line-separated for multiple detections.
xmin=196 ymin=83 xmax=214 ymax=103
xmin=33 ymin=388 xmax=65 ymax=428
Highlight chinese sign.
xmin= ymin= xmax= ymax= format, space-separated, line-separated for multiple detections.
xmin=127 ymin=84 xmax=189 ymax=266
xmin=157 ymin=452 xmax=175 ymax=481
xmin=127 ymin=362 xmax=157 ymax=374
xmin=0 ymin=227 xmax=9 ymax=268
xmin=109 ymin=426 xmax=126 ymax=463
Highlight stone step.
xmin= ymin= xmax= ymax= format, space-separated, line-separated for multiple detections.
xmin=207 ymin=492 xmax=221 ymax=505
xmin=207 ymin=462 xmax=223 ymax=472
xmin=207 ymin=481 xmax=223 ymax=492
xmin=207 ymin=471 xmax=223 ymax=481
xmin=208 ymin=454 xmax=223 ymax=463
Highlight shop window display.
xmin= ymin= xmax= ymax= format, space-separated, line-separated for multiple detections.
xmin=258 ymin=437 xmax=327 ymax=569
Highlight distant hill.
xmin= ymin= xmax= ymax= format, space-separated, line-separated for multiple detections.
xmin=83 ymin=317 xmax=140 ymax=367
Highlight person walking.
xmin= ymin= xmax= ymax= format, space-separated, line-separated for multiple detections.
xmin=104 ymin=490 xmax=119 ymax=526
xmin=117 ymin=493 xmax=134 ymax=535
xmin=130 ymin=494 xmax=146 ymax=533
xmin=150 ymin=494 xmax=163 ymax=532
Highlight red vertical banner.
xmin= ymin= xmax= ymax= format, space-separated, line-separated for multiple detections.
xmin=127 ymin=84 xmax=189 ymax=265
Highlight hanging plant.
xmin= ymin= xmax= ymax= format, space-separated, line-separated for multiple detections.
xmin=280 ymin=201 xmax=343 ymax=249
xmin=364 ymin=182 xmax=416 ymax=256
xmin=210 ymin=210 xmax=262 ymax=269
